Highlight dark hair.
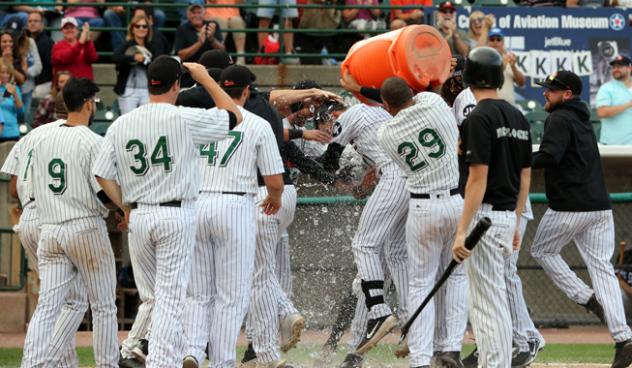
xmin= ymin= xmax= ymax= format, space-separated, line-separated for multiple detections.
xmin=63 ymin=77 xmax=99 ymax=112
xmin=224 ymin=86 xmax=247 ymax=99
xmin=292 ymin=79 xmax=321 ymax=90
xmin=380 ymin=77 xmax=413 ymax=110
xmin=133 ymin=4 xmax=154 ymax=18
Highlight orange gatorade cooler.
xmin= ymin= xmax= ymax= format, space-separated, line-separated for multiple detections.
xmin=341 ymin=25 xmax=452 ymax=103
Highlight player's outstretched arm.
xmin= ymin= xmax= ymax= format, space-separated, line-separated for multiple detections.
xmin=183 ymin=62 xmax=243 ymax=124
xmin=513 ymin=167 xmax=531 ymax=250
xmin=261 ymin=174 xmax=284 ymax=215
xmin=453 ymin=164 xmax=488 ymax=262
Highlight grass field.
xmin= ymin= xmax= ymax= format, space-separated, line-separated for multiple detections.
xmin=0 ymin=344 xmax=616 ymax=367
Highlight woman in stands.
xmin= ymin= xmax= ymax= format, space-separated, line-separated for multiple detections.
xmin=0 ymin=58 xmax=24 ymax=142
xmin=465 ymin=11 xmax=494 ymax=49
xmin=112 ymin=14 xmax=167 ymax=115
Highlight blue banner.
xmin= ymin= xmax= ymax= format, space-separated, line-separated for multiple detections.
xmin=449 ymin=7 xmax=632 ymax=107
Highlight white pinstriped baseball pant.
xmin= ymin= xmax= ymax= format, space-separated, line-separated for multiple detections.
xmin=465 ymin=204 xmax=516 ymax=368
xmin=351 ymin=163 xmax=409 ymax=320
xmin=129 ymin=202 xmax=196 ymax=368
xmin=248 ymin=185 xmax=298 ymax=363
xmin=18 ymin=204 xmax=89 ymax=368
xmin=407 ymin=193 xmax=466 ymax=367
xmin=183 ymin=193 xmax=256 ymax=367
xmin=21 ymin=216 xmax=118 ymax=368
xmin=531 ymin=209 xmax=632 ymax=343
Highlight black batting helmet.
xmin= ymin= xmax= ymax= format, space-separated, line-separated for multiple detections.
xmin=463 ymin=47 xmax=504 ymax=89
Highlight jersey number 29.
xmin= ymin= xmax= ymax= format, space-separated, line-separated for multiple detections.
xmin=126 ymin=136 xmax=172 ymax=176
xmin=397 ymin=128 xmax=445 ymax=172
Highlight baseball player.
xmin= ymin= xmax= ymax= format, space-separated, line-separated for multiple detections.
xmin=452 ymin=47 xmax=532 ymax=368
xmin=2 ymin=120 xmax=89 ymax=368
xmin=453 ymin=86 xmax=545 ymax=368
xmin=21 ymin=78 xmax=119 ymax=368
xmin=180 ymin=65 xmax=285 ymax=368
xmin=319 ymin=102 xmax=409 ymax=363
xmin=530 ymin=71 xmax=632 ymax=368
xmin=377 ymin=78 xmax=466 ymax=368
xmin=93 ymin=57 xmax=243 ymax=368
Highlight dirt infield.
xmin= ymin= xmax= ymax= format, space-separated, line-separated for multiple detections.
xmin=0 ymin=326 xmax=613 ymax=348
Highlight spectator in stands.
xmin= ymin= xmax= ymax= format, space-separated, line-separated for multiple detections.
xmin=0 ymin=58 xmax=24 ymax=142
xmin=434 ymin=1 xmax=468 ymax=58
xmin=175 ymin=0 xmax=226 ymax=63
xmin=113 ymin=15 xmax=168 ymax=114
xmin=51 ymin=17 xmax=98 ymax=81
xmin=6 ymin=24 xmax=42 ymax=121
xmin=131 ymin=6 xmax=171 ymax=56
xmin=516 ymin=0 xmax=564 ymax=6
xmin=486 ymin=27 xmax=525 ymax=105
xmin=57 ymin=0 xmax=105 ymax=41
xmin=204 ymin=0 xmax=247 ymax=64
xmin=297 ymin=0 xmax=341 ymax=65
xmin=1 ymin=30 xmax=27 ymax=87
xmin=28 ymin=11 xmax=54 ymax=99
xmin=257 ymin=0 xmax=299 ymax=63
xmin=10 ymin=1 xmax=62 ymax=27
xmin=32 ymin=70 xmax=70 ymax=128
xmin=465 ymin=10 xmax=494 ymax=49
xmin=343 ymin=0 xmax=385 ymax=35
xmin=389 ymin=0 xmax=430 ymax=30
xmin=104 ymin=1 xmax=166 ymax=52
xmin=596 ymin=55 xmax=632 ymax=145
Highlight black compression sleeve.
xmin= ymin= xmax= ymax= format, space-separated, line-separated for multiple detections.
xmin=228 ymin=111 xmax=237 ymax=130
xmin=288 ymin=128 xmax=304 ymax=140
xmin=360 ymin=87 xmax=383 ymax=103
xmin=96 ymin=190 xmax=113 ymax=205
xmin=320 ymin=142 xmax=345 ymax=172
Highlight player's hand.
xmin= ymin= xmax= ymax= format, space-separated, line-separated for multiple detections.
xmin=512 ymin=227 xmax=521 ymax=251
xmin=302 ymin=129 xmax=331 ymax=143
xmin=260 ymin=194 xmax=281 ymax=215
xmin=183 ymin=62 xmax=213 ymax=84
xmin=340 ymin=69 xmax=362 ymax=93
xmin=452 ymin=234 xmax=471 ymax=263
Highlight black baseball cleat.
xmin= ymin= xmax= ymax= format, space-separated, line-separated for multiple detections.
xmin=511 ymin=350 xmax=531 ymax=368
xmin=434 ymin=351 xmax=464 ymax=368
xmin=338 ymin=353 xmax=363 ymax=368
xmin=461 ymin=346 xmax=478 ymax=368
xmin=579 ymin=294 xmax=606 ymax=324
xmin=241 ymin=342 xmax=257 ymax=363
xmin=354 ymin=314 xmax=399 ymax=354
xmin=118 ymin=356 xmax=144 ymax=368
xmin=612 ymin=339 xmax=632 ymax=368
xmin=131 ymin=338 xmax=148 ymax=362
xmin=527 ymin=338 xmax=545 ymax=365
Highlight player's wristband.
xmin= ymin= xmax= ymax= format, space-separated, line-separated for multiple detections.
xmin=288 ymin=128 xmax=304 ymax=140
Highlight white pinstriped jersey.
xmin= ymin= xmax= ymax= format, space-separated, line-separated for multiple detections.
xmin=452 ymin=87 xmax=476 ymax=126
xmin=31 ymin=125 xmax=109 ymax=224
xmin=1 ymin=120 xmax=65 ymax=207
xmin=93 ymin=103 xmax=230 ymax=204
xmin=378 ymin=92 xmax=459 ymax=193
xmin=332 ymin=104 xmax=393 ymax=170
xmin=199 ymin=107 xmax=284 ymax=194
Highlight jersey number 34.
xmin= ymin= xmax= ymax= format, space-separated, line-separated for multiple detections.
xmin=397 ymin=128 xmax=445 ymax=172
xmin=126 ymin=136 xmax=172 ymax=176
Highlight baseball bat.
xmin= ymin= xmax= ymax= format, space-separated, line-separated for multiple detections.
xmin=399 ymin=216 xmax=492 ymax=342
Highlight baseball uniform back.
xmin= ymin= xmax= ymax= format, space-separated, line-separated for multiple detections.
xmin=93 ymin=102 xmax=231 ymax=368
xmin=378 ymin=91 xmax=466 ymax=367
xmin=22 ymin=124 xmax=118 ymax=368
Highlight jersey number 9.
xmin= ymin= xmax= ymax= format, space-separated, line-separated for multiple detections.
xmin=397 ymin=128 xmax=446 ymax=172
xmin=48 ymin=158 xmax=67 ymax=195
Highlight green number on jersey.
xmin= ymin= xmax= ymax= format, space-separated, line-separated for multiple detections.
xmin=126 ymin=136 xmax=173 ymax=176
xmin=397 ymin=128 xmax=446 ymax=172
xmin=22 ymin=149 xmax=33 ymax=181
xmin=201 ymin=131 xmax=244 ymax=167
xmin=48 ymin=158 xmax=67 ymax=194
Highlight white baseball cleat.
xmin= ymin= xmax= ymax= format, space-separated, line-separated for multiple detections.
xmin=280 ymin=313 xmax=305 ymax=353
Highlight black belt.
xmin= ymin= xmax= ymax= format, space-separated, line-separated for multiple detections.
xmin=411 ymin=188 xmax=460 ymax=199
xmin=129 ymin=200 xmax=182 ymax=210
xmin=222 ymin=191 xmax=246 ymax=196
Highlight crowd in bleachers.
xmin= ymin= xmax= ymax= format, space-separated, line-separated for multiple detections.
xmin=0 ymin=0 xmax=630 ymax=140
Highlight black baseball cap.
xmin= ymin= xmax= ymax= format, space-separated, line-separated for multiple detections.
xmin=535 ymin=70 xmax=582 ymax=95
xmin=207 ymin=67 xmax=222 ymax=82
xmin=610 ymin=54 xmax=632 ymax=66
xmin=220 ymin=65 xmax=256 ymax=89
xmin=147 ymin=55 xmax=183 ymax=89
xmin=199 ymin=49 xmax=233 ymax=70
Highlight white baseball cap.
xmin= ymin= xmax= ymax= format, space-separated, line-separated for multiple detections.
xmin=60 ymin=17 xmax=78 ymax=28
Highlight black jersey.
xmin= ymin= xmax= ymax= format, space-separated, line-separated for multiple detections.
xmin=459 ymin=98 xmax=532 ymax=211
xmin=532 ymin=98 xmax=610 ymax=212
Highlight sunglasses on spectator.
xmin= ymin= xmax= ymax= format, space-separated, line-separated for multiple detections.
xmin=471 ymin=17 xmax=484 ymax=23
xmin=134 ymin=24 xmax=149 ymax=29
xmin=488 ymin=37 xmax=503 ymax=42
